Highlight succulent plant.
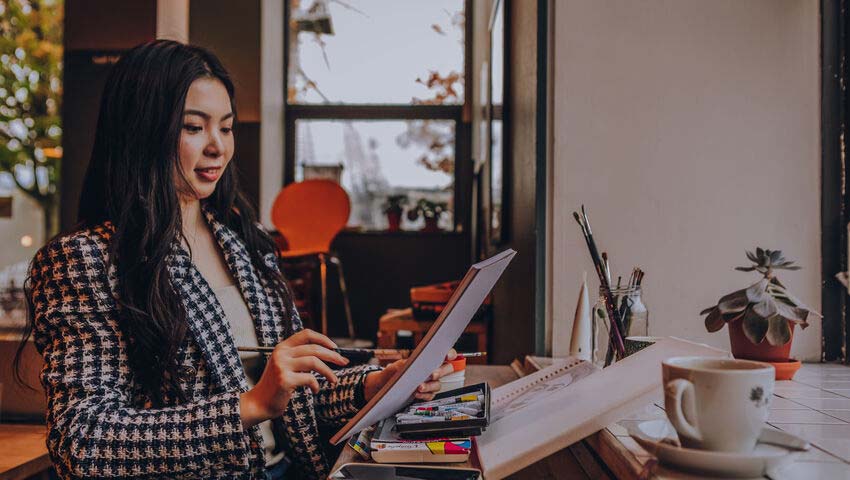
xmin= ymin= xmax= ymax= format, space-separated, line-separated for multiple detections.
xmin=406 ymin=199 xmax=447 ymax=221
xmin=701 ymin=248 xmax=820 ymax=346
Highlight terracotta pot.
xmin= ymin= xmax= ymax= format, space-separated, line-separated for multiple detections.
xmin=386 ymin=210 xmax=402 ymax=232
xmin=727 ymin=318 xmax=795 ymax=362
xmin=422 ymin=217 xmax=440 ymax=233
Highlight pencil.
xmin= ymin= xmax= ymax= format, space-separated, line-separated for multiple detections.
xmin=235 ymin=346 xmax=486 ymax=359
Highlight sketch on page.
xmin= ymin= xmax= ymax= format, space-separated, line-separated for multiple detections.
xmin=491 ymin=359 xmax=598 ymax=422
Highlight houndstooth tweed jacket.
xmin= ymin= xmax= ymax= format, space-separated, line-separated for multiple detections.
xmin=28 ymin=206 xmax=379 ymax=479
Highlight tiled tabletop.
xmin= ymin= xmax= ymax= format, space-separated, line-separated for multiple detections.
xmin=607 ymin=363 xmax=850 ymax=479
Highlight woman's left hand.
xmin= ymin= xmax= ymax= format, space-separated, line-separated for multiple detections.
xmin=363 ymin=349 xmax=458 ymax=402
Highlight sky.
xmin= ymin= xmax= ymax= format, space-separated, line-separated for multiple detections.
xmin=293 ymin=0 xmax=464 ymax=191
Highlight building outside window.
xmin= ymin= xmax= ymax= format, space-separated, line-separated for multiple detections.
xmin=0 ymin=0 xmax=63 ymax=326
xmin=286 ymin=0 xmax=466 ymax=232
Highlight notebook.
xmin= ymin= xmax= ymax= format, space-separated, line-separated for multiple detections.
xmin=490 ymin=357 xmax=598 ymax=422
xmin=474 ymin=337 xmax=729 ymax=479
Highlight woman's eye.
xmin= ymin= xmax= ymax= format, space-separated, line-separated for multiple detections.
xmin=221 ymin=127 xmax=233 ymax=134
xmin=183 ymin=125 xmax=202 ymax=133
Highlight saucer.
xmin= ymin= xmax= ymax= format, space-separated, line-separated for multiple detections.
xmin=628 ymin=419 xmax=810 ymax=478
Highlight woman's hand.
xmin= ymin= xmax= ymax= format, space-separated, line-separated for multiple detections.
xmin=363 ymin=349 xmax=458 ymax=403
xmin=239 ymin=329 xmax=349 ymax=428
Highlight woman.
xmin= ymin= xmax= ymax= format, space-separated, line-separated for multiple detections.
xmin=25 ymin=40 xmax=455 ymax=480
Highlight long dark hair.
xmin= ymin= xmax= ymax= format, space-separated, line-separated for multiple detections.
xmin=17 ymin=40 xmax=289 ymax=405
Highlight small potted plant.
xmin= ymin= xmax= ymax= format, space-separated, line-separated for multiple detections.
xmin=407 ymin=199 xmax=448 ymax=233
xmin=383 ymin=194 xmax=409 ymax=232
xmin=700 ymin=248 xmax=820 ymax=379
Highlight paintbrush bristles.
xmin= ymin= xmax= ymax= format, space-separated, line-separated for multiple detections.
xmin=572 ymin=205 xmax=625 ymax=356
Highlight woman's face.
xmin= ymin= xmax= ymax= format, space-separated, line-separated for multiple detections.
xmin=176 ymin=77 xmax=235 ymax=201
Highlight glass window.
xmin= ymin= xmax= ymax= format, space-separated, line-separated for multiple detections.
xmin=294 ymin=119 xmax=454 ymax=231
xmin=0 ymin=0 xmax=64 ymax=326
xmin=288 ymin=0 xmax=465 ymax=104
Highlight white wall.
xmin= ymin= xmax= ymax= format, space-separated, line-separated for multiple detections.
xmin=551 ymin=0 xmax=822 ymax=360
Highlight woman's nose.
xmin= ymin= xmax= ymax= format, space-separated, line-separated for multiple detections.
xmin=205 ymin=130 xmax=225 ymax=156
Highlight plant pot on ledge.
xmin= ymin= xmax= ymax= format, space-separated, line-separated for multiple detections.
xmin=701 ymin=248 xmax=820 ymax=381
xmin=407 ymin=199 xmax=447 ymax=233
xmin=382 ymin=194 xmax=409 ymax=232
xmin=386 ymin=210 xmax=402 ymax=232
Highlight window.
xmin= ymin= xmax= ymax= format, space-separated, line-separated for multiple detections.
xmin=285 ymin=0 xmax=469 ymax=232
xmin=0 ymin=0 xmax=63 ymax=326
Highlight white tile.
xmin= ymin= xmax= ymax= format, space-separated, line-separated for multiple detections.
xmin=822 ymin=410 xmax=850 ymax=422
xmin=773 ymin=462 xmax=850 ymax=480
xmin=773 ymin=386 xmax=843 ymax=399
xmin=607 ymin=422 xmax=628 ymax=436
xmin=771 ymin=423 xmax=850 ymax=439
xmin=795 ymin=445 xmax=846 ymax=462
xmin=790 ymin=398 xmax=850 ymax=410
xmin=767 ymin=409 xmax=847 ymax=424
xmin=770 ymin=424 xmax=850 ymax=461
xmin=622 ymin=404 xmax=668 ymax=421
xmin=794 ymin=380 xmax=850 ymax=389
xmin=816 ymin=363 xmax=850 ymax=370
xmin=613 ymin=420 xmax=648 ymax=437
xmin=770 ymin=397 xmax=810 ymax=409
xmin=826 ymin=389 xmax=850 ymax=397
xmin=813 ymin=438 xmax=850 ymax=463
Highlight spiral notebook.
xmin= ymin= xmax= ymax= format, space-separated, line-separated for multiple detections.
xmin=490 ymin=357 xmax=599 ymax=422
xmin=474 ymin=337 xmax=729 ymax=479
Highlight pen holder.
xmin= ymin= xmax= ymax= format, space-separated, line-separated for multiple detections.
xmin=592 ymin=286 xmax=649 ymax=367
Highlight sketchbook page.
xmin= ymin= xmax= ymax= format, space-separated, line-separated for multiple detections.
xmin=330 ymin=249 xmax=517 ymax=445
xmin=490 ymin=358 xmax=598 ymax=422
xmin=475 ymin=337 xmax=730 ymax=480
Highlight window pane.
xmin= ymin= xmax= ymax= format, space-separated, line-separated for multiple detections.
xmin=0 ymin=0 xmax=63 ymax=328
xmin=294 ymin=119 xmax=454 ymax=231
xmin=288 ymin=0 xmax=465 ymax=104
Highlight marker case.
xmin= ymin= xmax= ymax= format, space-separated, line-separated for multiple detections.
xmin=394 ymin=382 xmax=491 ymax=440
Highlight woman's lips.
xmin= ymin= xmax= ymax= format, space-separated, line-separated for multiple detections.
xmin=194 ymin=166 xmax=221 ymax=182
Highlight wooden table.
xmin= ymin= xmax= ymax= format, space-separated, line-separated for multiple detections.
xmin=0 ymin=424 xmax=50 ymax=480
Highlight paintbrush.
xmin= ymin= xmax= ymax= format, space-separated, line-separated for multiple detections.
xmin=573 ymin=207 xmax=625 ymax=356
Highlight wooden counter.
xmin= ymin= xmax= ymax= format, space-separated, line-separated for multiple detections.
xmin=0 ymin=424 xmax=50 ymax=480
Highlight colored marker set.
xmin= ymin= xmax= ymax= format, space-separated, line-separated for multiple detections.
xmin=393 ymin=383 xmax=491 ymax=440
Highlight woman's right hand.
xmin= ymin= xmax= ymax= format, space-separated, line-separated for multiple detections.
xmin=239 ymin=329 xmax=349 ymax=428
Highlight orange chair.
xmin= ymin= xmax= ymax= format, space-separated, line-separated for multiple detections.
xmin=271 ymin=179 xmax=355 ymax=338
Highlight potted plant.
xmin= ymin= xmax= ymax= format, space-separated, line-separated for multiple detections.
xmin=700 ymin=248 xmax=820 ymax=380
xmin=407 ymin=199 xmax=448 ymax=233
xmin=383 ymin=194 xmax=409 ymax=232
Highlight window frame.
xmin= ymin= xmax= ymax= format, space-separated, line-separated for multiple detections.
xmin=283 ymin=1 xmax=473 ymax=234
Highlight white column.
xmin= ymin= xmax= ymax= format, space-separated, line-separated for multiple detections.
xmin=156 ymin=0 xmax=189 ymax=43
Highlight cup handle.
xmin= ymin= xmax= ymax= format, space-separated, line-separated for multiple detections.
xmin=665 ymin=379 xmax=702 ymax=443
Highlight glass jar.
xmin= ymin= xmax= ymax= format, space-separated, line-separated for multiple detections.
xmin=592 ymin=286 xmax=649 ymax=366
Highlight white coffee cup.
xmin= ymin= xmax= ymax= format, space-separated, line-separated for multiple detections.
xmin=662 ymin=356 xmax=775 ymax=453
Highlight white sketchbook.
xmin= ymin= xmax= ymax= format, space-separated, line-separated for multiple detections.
xmin=330 ymin=249 xmax=517 ymax=445
xmin=474 ymin=337 xmax=729 ymax=479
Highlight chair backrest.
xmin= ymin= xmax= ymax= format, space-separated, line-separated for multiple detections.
xmin=271 ymin=179 xmax=351 ymax=253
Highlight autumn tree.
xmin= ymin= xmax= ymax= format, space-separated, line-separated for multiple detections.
xmin=0 ymin=0 xmax=63 ymax=236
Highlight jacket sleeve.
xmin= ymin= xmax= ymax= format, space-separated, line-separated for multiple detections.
xmin=265 ymin=251 xmax=382 ymax=427
xmin=312 ymin=364 xmax=380 ymax=426
xmin=30 ymin=233 xmax=253 ymax=479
